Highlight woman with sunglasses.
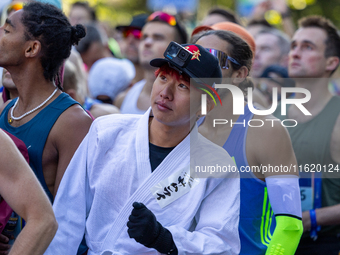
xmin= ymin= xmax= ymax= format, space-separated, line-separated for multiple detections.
xmin=194 ymin=29 xmax=303 ymax=255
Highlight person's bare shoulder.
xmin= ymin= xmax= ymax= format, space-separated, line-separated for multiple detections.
xmin=330 ymin=112 xmax=340 ymax=163
xmin=48 ymin=104 xmax=92 ymax=153
xmin=53 ymin=103 xmax=92 ymax=138
xmin=90 ymin=103 xmax=120 ymax=119
xmin=113 ymin=89 xmax=130 ymax=109
xmin=247 ymin=114 xmax=288 ymax=159
xmin=247 ymin=114 xmax=297 ymax=178
xmin=47 ymin=104 xmax=92 ymax=196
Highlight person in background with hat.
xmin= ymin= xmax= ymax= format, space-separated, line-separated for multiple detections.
xmin=87 ymin=57 xmax=135 ymax=105
xmin=116 ymin=11 xmax=188 ymax=113
xmin=191 ymin=21 xmax=268 ymax=107
xmin=194 ymin=29 xmax=303 ymax=254
xmin=116 ymin=14 xmax=148 ymax=85
xmin=44 ymin=42 xmax=240 ymax=255
xmin=191 ymin=21 xmax=256 ymax=53
xmin=75 ymin=23 xmax=136 ymax=105
xmin=63 ymin=53 xmax=123 ymax=118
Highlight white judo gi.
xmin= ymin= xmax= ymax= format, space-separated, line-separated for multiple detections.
xmin=44 ymin=109 xmax=240 ymax=255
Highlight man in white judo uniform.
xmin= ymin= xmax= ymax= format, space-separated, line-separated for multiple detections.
xmin=45 ymin=42 xmax=240 ymax=255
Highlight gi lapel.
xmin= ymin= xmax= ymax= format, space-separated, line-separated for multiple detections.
xmin=100 ymin=108 xmax=193 ymax=251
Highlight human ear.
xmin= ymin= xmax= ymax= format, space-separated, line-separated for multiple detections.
xmin=231 ymin=66 xmax=248 ymax=85
xmin=325 ymin=56 xmax=339 ymax=73
xmin=24 ymin=40 xmax=41 ymax=58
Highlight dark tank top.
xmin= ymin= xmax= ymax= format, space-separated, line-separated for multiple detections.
xmin=0 ymin=93 xmax=79 ymax=202
xmin=274 ymin=96 xmax=340 ymax=237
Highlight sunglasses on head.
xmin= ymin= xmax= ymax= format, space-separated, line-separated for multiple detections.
xmin=1 ymin=2 xmax=24 ymax=26
xmin=123 ymin=28 xmax=142 ymax=39
xmin=7 ymin=2 xmax=24 ymax=14
xmin=147 ymin=11 xmax=176 ymax=26
xmin=206 ymin=48 xmax=241 ymax=69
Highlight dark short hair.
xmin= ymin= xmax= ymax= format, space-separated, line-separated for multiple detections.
xmin=76 ymin=23 xmax=104 ymax=54
xmin=208 ymin=7 xmax=240 ymax=25
xmin=247 ymin=18 xmax=273 ymax=29
xmin=22 ymin=2 xmax=86 ymax=89
xmin=71 ymin=1 xmax=97 ymax=21
xmin=298 ymin=15 xmax=340 ymax=66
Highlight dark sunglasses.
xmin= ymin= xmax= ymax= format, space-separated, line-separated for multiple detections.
xmin=206 ymin=48 xmax=241 ymax=69
xmin=147 ymin=11 xmax=176 ymax=26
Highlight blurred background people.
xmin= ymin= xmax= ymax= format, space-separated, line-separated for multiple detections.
xmin=258 ymin=65 xmax=295 ymax=105
xmin=116 ymin=11 xmax=188 ymax=113
xmin=68 ymin=1 xmax=96 ymax=26
xmin=2 ymin=69 xmax=18 ymax=103
xmin=252 ymin=28 xmax=290 ymax=78
xmin=76 ymin=23 xmax=114 ymax=71
xmin=246 ymin=18 xmax=274 ymax=37
xmin=88 ymin=57 xmax=135 ymax=104
xmin=116 ymin=14 xmax=148 ymax=85
xmin=63 ymin=54 xmax=123 ymax=118
xmin=200 ymin=6 xmax=240 ymax=26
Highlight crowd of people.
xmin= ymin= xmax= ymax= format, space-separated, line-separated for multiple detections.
xmin=0 ymin=0 xmax=339 ymax=254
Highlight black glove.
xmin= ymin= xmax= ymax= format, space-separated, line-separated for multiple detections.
xmin=127 ymin=202 xmax=178 ymax=254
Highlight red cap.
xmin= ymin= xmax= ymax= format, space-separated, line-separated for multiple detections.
xmin=192 ymin=22 xmax=256 ymax=55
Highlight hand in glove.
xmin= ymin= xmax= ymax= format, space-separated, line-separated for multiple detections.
xmin=127 ymin=202 xmax=178 ymax=254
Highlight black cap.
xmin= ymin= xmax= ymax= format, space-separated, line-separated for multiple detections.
xmin=150 ymin=43 xmax=222 ymax=86
xmin=116 ymin=14 xmax=148 ymax=31
xmin=260 ymin=65 xmax=295 ymax=87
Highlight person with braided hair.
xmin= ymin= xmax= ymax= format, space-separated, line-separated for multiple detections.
xmin=0 ymin=2 xmax=92 ymax=251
